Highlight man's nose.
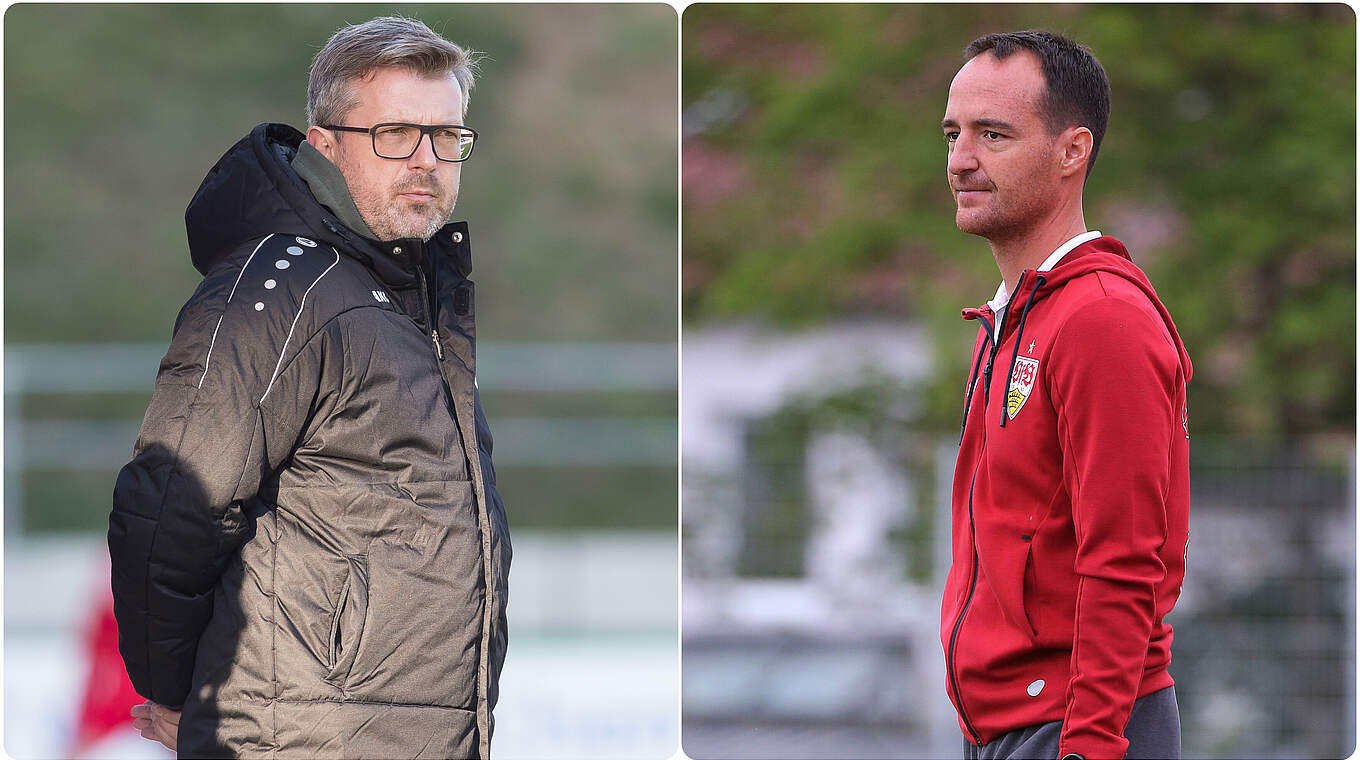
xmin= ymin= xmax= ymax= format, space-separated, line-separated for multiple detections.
xmin=406 ymin=132 xmax=439 ymax=170
xmin=947 ymin=134 xmax=979 ymax=176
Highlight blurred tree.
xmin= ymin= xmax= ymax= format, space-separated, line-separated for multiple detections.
xmin=6 ymin=3 xmax=676 ymax=343
xmin=682 ymin=4 xmax=1355 ymax=436
xmin=5 ymin=4 xmax=678 ymax=533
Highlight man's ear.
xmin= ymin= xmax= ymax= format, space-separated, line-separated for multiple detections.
xmin=1058 ymin=126 xmax=1094 ymax=178
xmin=306 ymin=126 xmax=339 ymax=163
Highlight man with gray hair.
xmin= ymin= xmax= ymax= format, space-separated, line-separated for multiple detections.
xmin=109 ymin=16 xmax=510 ymax=758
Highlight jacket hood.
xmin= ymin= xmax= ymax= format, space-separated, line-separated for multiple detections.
xmin=186 ymin=123 xmax=341 ymax=275
xmin=184 ymin=123 xmax=471 ymax=286
xmin=963 ymin=235 xmax=1193 ymax=383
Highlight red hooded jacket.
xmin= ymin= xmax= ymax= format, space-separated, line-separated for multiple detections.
xmin=940 ymin=235 xmax=1192 ymax=759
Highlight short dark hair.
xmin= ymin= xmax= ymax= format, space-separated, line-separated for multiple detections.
xmin=963 ymin=30 xmax=1110 ymax=177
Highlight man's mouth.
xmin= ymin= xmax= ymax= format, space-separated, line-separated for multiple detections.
xmin=396 ymin=181 xmax=440 ymax=203
xmin=954 ymin=187 xmax=991 ymax=203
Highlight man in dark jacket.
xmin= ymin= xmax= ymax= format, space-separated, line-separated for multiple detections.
xmin=940 ymin=31 xmax=1188 ymax=760
xmin=108 ymin=16 xmax=510 ymax=758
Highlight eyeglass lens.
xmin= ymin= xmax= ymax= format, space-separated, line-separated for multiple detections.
xmin=373 ymin=124 xmax=475 ymax=161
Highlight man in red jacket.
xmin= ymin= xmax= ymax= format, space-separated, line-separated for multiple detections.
xmin=939 ymin=31 xmax=1191 ymax=760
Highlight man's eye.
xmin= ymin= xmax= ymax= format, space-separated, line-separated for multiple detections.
xmin=944 ymin=131 xmax=959 ymax=143
xmin=983 ymin=130 xmax=1003 ymax=141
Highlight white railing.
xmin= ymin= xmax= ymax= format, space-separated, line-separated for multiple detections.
xmin=4 ymin=340 xmax=678 ymax=539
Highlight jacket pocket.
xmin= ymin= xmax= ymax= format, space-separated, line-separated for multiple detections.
xmin=324 ymin=554 xmax=369 ymax=687
xmin=340 ymin=527 xmax=481 ymax=707
xmin=327 ymin=574 xmax=351 ymax=667
xmin=987 ymin=534 xmax=1039 ymax=642
xmin=1019 ymin=542 xmax=1039 ymax=640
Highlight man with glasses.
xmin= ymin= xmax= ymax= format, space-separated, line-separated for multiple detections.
xmin=108 ymin=16 xmax=510 ymax=758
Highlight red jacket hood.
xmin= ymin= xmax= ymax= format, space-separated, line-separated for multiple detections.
xmin=962 ymin=235 xmax=1193 ymax=383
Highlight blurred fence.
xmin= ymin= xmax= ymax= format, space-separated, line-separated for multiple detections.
xmin=5 ymin=341 xmax=677 ymax=532
xmin=684 ymin=420 xmax=1355 ymax=759
xmin=3 ymin=340 xmax=679 ymax=759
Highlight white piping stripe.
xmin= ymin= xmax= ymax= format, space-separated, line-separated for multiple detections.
xmin=1037 ymin=229 xmax=1103 ymax=273
xmin=258 ymin=248 xmax=341 ymax=404
xmin=987 ymin=229 xmax=1103 ymax=341
xmin=198 ymin=234 xmax=276 ymax=389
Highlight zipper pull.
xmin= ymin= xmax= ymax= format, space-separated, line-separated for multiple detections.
xmin=431 ymin=329 xmax=445 ymax=361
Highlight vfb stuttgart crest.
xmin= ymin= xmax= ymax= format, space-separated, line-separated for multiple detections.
xmin=1006 ymin=356 xmax=1040 ymax=420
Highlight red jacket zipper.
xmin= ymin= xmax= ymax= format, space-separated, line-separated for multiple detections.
xmin=949 ymin=471 xmax=985 ymax=746
xmin=946 ymin=308 xmax=1001 ymax=747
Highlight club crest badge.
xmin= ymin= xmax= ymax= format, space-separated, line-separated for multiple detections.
xmin=1006 ymin=356 xmax=1040 ymax=420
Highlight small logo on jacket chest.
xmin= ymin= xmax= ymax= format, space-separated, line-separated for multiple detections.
xmin=372 ymin=290 xmax=390 ymax=304
xmin=1006 ymin=356 xmax=1040 ymax=420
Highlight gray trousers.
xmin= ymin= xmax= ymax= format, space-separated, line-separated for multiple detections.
xmin=963 ymin=685 xmax=1180 ymax=760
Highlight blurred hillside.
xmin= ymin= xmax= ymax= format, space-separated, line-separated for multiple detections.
xmin=5 ymin=4 xmax=679 ymax=533
xmin=8 ymin=3 xmax=676 ymax=343
xmin=681 ymin=7 xmax=1355 ymax=759
xmin=4 ymin=7 xmax=680 ymax=757
xmin=682 ymin=4 xmax=1355 ymax=437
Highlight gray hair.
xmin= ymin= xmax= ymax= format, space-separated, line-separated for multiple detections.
xmin=307 ymin=16 xmax=478 ymax=127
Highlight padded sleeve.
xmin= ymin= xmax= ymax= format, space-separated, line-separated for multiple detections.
xmin=108 ymin=235 xmax=326 ymax=706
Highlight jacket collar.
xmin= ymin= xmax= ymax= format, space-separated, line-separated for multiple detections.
xmin=291 ymin=140 xmax=380 ymax=241
xmin=985 ymin=230 xmax=1103 ymax=327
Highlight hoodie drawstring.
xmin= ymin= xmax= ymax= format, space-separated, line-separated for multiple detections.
xmin=1000 ymin=274 xmax=1046 ymax=428
xmin=959 ymin=329 xmax=989 ymax=443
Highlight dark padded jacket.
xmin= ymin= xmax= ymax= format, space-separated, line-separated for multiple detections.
xmin=108 ymin=123 xmax=511 ymax=759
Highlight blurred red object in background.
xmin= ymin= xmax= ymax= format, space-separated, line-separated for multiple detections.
xmin=71 ymin=584 xmax=142 ymax=756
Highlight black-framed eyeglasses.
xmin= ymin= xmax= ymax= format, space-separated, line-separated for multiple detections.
xmin=323 ymin=122 xmax=478 ymax=162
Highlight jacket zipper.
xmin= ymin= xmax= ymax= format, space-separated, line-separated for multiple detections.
xmin=948 ymin=472 xmax=985 ymax=746
xmin=430 ymin=328 xmax=444 ymax=360
xmin=323 ymin=223 xmax=446 ymax=362
xmin=415 ymin=256 xmax=445 ymax=361
xmin=947 ymin=310 xmax=999 ymax=747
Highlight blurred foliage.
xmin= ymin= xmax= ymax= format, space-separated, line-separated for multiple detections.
xmin=5 ymin=4 xmax=678 ymax=533
xmin=682 ymin=4 xmax=1355 ymax=436
xmin=6 ymin=3 xmax=677 ymax=342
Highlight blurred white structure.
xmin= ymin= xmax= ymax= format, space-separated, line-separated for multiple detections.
xmin=681 ymin=321 xmax=929 ymax=583
xmin=681 ymin=321 xmax=958 ymax=758
xmin=3 ymin=532 xmax=678 ymax=760
xmin=804 ymin=430 xmax=912 ymax=592
xmin=681 ymin=323 xmax=1357 ymax=759
xmin=3 ymin=342 xmax=680 ymax=760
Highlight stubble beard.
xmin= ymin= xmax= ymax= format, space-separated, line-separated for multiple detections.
xmin=951 ymin=169 xmax=1005 ymax=239
xmin=953 ymin=181 xmax=1051 ymax=245
xmin=356 ymin=181 xmax=457 ymax=243
xmin=337 ymin=151 xmax=458 ymax=242
xmin=373 ymin=193 xmax=454 ymax=242
xmin=956 ymin=197 xmax=1019 ymax=241
xmin=954 ymin=146 xmax=1060 ymax=244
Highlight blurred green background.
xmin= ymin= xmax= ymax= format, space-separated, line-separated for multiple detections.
xmin=681 ymin=5 xmax=1355 ymax=759
xmin=5 ymin=5 xmax=678 ymax=758
xmin=683 ymin=2 xmax=1354 ymax=439
xmin=6 ymin=2 xmax=678 ymax=533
